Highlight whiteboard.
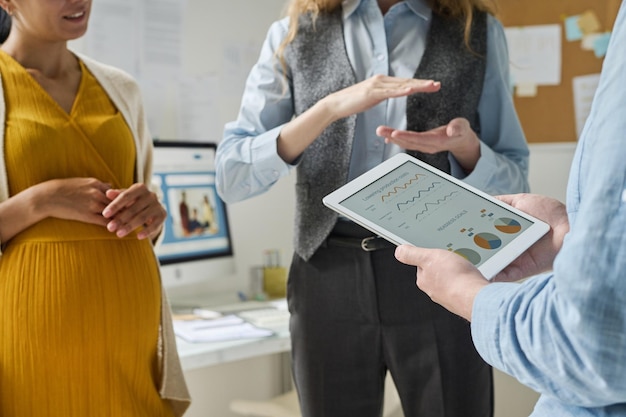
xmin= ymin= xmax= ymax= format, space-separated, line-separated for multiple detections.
xmin=73 ymin=0 xmax=288 ymax=141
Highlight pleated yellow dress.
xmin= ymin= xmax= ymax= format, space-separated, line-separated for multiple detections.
xmin=0 ymin=51 xmax=175 ymax=417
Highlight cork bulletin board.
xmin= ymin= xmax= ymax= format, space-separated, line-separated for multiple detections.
xmin=497 ymin=0 xmax=621 ymax=143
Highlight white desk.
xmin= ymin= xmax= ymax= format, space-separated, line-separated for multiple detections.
xmin=174 ymin=301 xmax=293 ymax=417
xmin=173 ymin=298 xmax=291 ymax=371
xmin=176 ymin=329 xmax=290 ymax=371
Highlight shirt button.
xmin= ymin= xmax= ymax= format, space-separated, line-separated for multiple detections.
xmin=377 ymin=54 xmax=385 ymax=62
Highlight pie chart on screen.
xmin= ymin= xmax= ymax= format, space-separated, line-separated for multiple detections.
xmin=474 ymin=233 xmax=502 ymax=250
xmin=454 ymin=248 xmax=482 ymax=265
xmin=494 ymin=217 xmax=522 ymax=234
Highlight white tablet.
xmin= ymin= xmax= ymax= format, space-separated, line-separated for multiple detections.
xmin=323 ymin=153 xmax=549 ymax=279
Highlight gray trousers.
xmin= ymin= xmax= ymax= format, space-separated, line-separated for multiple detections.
xmin=287 ymin=224 xmax=493 ymax=417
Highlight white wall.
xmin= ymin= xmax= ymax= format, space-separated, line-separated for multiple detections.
xmin=527 ymin=142 xmax=577 ymax=202
xmin=179 ymin=0 xmax=296 ymax=297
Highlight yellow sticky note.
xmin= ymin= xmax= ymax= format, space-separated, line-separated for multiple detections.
xmin=578 ymin=10 xmax=602 ymax=35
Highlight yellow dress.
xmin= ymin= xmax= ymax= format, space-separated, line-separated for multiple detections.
xmin=0 ymin=51 xmax=175 ymax=417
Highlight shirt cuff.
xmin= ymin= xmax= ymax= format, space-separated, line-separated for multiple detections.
xmin=471 ymin=281 xmax=521 ymax=370
xmin=249 ymin=125 xmax=293 ymax=183
xmin=452 ymin=141 xmax=499 ymax=189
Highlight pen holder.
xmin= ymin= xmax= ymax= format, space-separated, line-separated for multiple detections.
xmin=262 ymin=267 xmax=287 ymax=298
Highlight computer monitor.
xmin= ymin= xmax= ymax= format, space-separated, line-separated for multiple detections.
xmin=151 ymin=140 xmax=235 ymax=292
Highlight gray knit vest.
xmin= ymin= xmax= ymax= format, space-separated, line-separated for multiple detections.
xmin=285 ymin=9 xmax=487 ymax=261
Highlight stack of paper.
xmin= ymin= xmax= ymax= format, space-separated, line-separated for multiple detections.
xmin=173 ymin=314 xmax=274 ymax=343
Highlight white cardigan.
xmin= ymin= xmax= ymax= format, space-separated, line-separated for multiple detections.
xmin=0 ymin=52 xmax=191 ymax=416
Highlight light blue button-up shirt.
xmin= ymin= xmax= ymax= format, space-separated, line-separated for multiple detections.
xmin=216 ymin=0 xmax=529 ymax=203
xmin=471 ymin=2 xmax=626 ymax=415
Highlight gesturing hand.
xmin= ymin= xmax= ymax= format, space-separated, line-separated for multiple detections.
xmin=377 ymin=117 xmax=481 ymax=172
xmin=322 ymin=75 xmax=441 ymax=121
xmin=102 ymin=183 xmax=166 ymax=241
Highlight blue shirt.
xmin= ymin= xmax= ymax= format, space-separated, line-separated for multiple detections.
xmin=216 ymin=0 xmax=529 ymax=203
xmin=471 ymin=2 xmax=626 ymax=415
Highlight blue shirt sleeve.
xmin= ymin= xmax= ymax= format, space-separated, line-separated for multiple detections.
xmin=216 ymin=18 xmax=294 ymax=204
xmin=456 ymin=15 xmax=530 ymax=195
xmin=471 ymin=4 xmax=626 ymax=408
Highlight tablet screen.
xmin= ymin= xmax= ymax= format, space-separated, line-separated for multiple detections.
xmin=335 ymin=159 xmax=536 ymax=271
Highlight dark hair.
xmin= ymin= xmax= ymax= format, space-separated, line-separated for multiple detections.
xmin=0 ymin=9 xmax=11 ymax=44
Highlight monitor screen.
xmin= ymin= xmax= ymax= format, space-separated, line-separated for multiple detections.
xmin=151 ymin=140 xmax=235 ymax=292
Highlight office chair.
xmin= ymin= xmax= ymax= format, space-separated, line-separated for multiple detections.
xmin=229 ymin=371 xmax=402 ymax=417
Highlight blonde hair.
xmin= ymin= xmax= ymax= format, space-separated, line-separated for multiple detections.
xmin=276 ymin=0 xmax=498 ymax=67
